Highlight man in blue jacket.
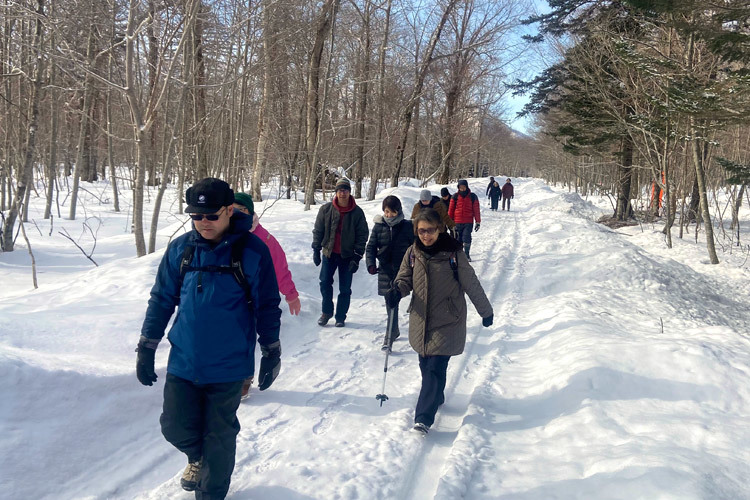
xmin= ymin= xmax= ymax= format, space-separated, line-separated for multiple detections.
xmin=136 ymin=178 xmax=282 ymax=500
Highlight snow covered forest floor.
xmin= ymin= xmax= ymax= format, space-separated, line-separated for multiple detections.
xmin=2 ymin=177 xmax=750 ymax=499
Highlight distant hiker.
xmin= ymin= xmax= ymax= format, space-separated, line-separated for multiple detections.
xmin=385 ymin=208 xmax=493 ymax=434
xmin=136 ymin=178 xmax=282 ymax=499
xmin=365 ymin=195 xmax=414 ymax=350
xmin=440 ymin=187 xmax=451 ymax=212
xmin=488 ymin=181 xmax=501 ymax=211
xmin=233 ymin=192 xmax=300 ymax=399
xmin=485 ymin=176 xmax=496 ymax=197
xmin=411 ymin=189 xmax=455 ymax=235
xmin=312 ymin=178 xmax=369 ymax=328
xmin=448 ymin=180 xmax=481 ymax=261
xmin=501 ymin=178 xmax=514 ymax=211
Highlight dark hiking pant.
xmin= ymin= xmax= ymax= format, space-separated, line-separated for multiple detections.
xmin=320 ymin=253 xmax=354 ymax=322
xmin=415 ymin=355 xmax=451 ymax=427
xmin=383 ymin=300 xmax=400 ymax=345
xmin=490 ymin=196 xmax=499 ymax=210
xmin=455 ymin=223 xmax=473 ymax=259
xmin=502 ymin=196 xmax=511 ymax=210
xmin=161 ymin=373 xmax=243 ymax=500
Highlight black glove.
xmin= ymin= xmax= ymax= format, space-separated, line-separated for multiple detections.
xmin=385 ymin=287 xmax=401 ymax=309
xmin=368 ymin=265 xmax=377 ymax=275
xmin=135 ymin=336 xmax=159 ymax=386
xmin=258 ymin=341 xmax=281 ymax=391
xmin=482 ymin=314 xmax=493 ymax=327
xmin=348 ymin=259 xmax=360 ymax=273
xmin=313 ymin=249 xmax=321 ymax=266
xmin=474 ymin=223 xmax=480 ymax=232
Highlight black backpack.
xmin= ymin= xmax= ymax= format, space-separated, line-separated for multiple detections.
xmin=452 ymin=192 xmax=478 ymax=205
xmin=175 ymin=233 xmax=254 ymax=311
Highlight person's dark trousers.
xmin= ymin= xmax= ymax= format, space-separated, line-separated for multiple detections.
xmin=383 ymin=300 xmax=400 ymax=343
xmin=415 ymin=355 xmax=451 ymax=427
xmin=455 ymin=223 xmax=473 ymax=259
xmin=502 ymin=197 xmax=511 ymax=210
xmin=161 ymin=373 xmax=244 ymax=500
xmin=490 ymin=197 xmax=499 ymax=210
xmin=319 ymin=252 xmax=354 ymax=322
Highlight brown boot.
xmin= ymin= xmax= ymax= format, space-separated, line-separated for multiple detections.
xmin=180 ymin=458 xmax=202 ymax=491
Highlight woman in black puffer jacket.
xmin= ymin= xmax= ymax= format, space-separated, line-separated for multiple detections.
xmin=365 ymin=195 xmax=414 ymax=349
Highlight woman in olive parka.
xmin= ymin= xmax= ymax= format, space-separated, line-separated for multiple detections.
xmin=386 ymin=208 xmax=493 ymax=434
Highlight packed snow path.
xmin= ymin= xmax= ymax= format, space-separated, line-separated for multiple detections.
xmin=2 ymin=178 xmax=750 ymax=499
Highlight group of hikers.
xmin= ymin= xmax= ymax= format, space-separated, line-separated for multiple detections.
xmin=135 ymin=175 xmax=513 ymax=499
xmin=486 ymin=176 xmax=514 ymax=211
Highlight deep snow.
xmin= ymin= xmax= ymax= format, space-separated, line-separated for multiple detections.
xmin=2 ymin=177 xmax=749 ymax=500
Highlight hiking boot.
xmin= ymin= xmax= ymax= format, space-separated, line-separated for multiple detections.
xmin=180 ymin=458 xmax=202 ymax=491
xmin=335 ymin=320 xmax=345 ymax=328
xmin=317 ymin=314 xmax=332 ymax=326
xmin=412 ymin=423 xmax=429 ymax=435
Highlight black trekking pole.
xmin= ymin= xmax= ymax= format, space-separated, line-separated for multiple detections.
xmin=375 ymin=305 xmax=397 ymax=406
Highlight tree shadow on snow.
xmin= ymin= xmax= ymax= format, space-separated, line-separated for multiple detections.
xmin=478 ymin=366 xmax=719 ymax=433
xmin=492 ymin=466 xmax=692 ymax=499
xmin=231 ymin=485 xmax=317 ymax=499
xmin=250 ymin=389 xmax=410 ymax=414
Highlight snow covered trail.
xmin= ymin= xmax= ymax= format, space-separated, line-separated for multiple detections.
xmin=3 ymin=177 xmax=750 ymax=499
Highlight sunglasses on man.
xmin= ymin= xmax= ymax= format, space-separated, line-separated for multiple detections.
xmin=189 ymin=207 xmax=227 ymax=221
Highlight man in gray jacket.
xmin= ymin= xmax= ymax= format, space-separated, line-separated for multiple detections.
xmin=312 ymin=178 xmax=369 ymax=327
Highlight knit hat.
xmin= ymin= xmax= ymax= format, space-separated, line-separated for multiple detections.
xmin=335 ymin=178 xmax=351 ymax=191
xmin=457 ymin=179 xmax=469 ymax=189
xmin=419 ymin=189 xmax=432 ymax=201
xmin=233 ymin=192 xmax=254 ymax=216
xmin=440 ymin=187 xmax=450 ymax=197
xmin=185 ymin=178 xmax=234 ymax=214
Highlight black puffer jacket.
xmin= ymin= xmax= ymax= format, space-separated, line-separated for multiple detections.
xmin=365 ymin=215 xmax=414 ymax=295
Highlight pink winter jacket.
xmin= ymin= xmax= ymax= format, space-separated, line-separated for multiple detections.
xmin=250 ymin=214 xmax=299 ymax=303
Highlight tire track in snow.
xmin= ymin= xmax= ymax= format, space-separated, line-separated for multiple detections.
xmin=400 ymin=209 xmax=527 ymax=500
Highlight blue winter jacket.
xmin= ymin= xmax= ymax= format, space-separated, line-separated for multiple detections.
xmin=141 ymin=212 xmax=282 ymax=384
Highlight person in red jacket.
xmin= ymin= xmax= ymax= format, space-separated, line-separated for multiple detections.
xmin=448 ymin=179 xmax=481 ymax=261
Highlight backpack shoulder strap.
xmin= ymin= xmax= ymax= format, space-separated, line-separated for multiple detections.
xmin=176 ymin=244 xmax=195 ymax=301
xmin=449 ymin=252 xmax=459 ymax=282
xmin=230 ymin=233 xmax=254 ymax=311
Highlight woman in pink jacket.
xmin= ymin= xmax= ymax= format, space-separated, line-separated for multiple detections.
xmin=234 ymin=192 xmax=300 ymax=397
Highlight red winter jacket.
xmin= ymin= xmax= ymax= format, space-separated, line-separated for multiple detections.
xmin=448 ymin=190 xmax=481 ymax=224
